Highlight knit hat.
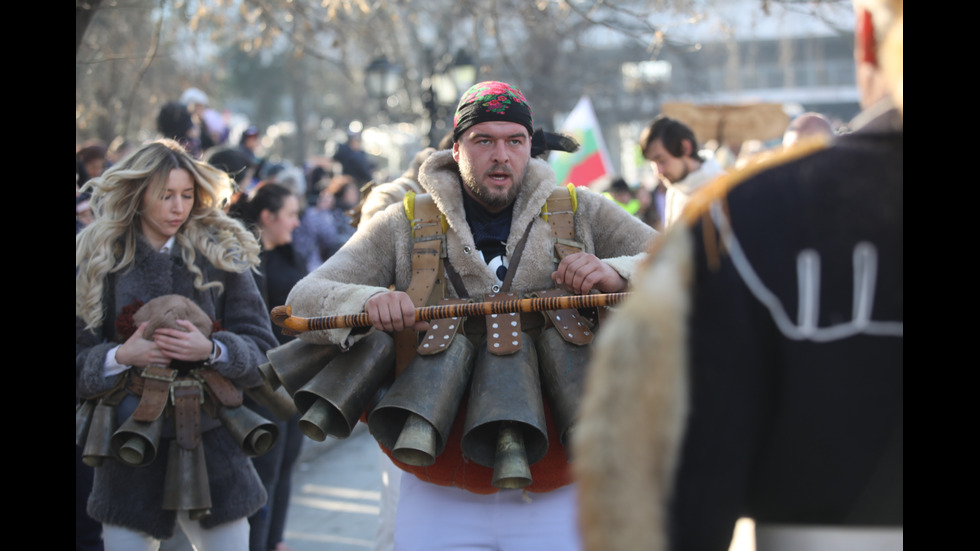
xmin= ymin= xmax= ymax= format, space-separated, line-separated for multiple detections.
xmin=453 ymin=81 xmax=533 ymax=142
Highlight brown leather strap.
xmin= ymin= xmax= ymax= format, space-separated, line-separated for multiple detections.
xmin=397 ymin=239 xmax=444 ymax=376
xmin=501 ymin=220 xmax=535 ymax=292
xmin=484 ymin=292 xmax=523 ymax=355
xmin=464 ymin=312 xmax=545 ymax=336
xmin=406 ymin=240 xmax=445 ymax=305
xmin=398 ymin=194 xmax=452 ymax=375
xmin=547 ymin=188 xmax=577 ymax=240
xmin=131 ymin=365 xmax=176 ymax=422
xmin=172 ymin=381 xmax=203 ymax=450
xmin=443 ymin=257 xmax=469 ymax=299
xmin=533 ymin=288 xmax=594 ymax=345
xmin=196 ymin=368 xmax=243 ymax=408
xmin=417 ymin=297 xmax=469 ymax=356
xmin=554 ymin=242 xmax=582 ymax=260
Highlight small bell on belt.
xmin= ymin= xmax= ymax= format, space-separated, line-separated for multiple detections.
xmin=369 ymin=335 xmax=475 ymax=466
xmin=245 ymin=374 xmax=298 ymax=422
xmin=82 ymin=400 xmax=118 ymax=467
xmin=535 ymin=326 xmax=591 ymax=455
xmin=110 ymin=414 xmax=165 ymax=467
xmin=264 ymin=338 xmax=344 ymax=396
xmin=162 ymin=441 xmax=212 ymax=521
xmin=461 ymin=333 xmax=549 ymax=489
xmin=294 ymin=331 xmax=395 ymax=441
xmin=76 ymin=400 xmax=96 ymax=448
xmin=217 ymin=404 xmax=280 ymax=457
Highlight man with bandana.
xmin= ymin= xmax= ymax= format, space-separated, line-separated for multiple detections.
xmin=286 ymin=81 xmax=656 ymax=550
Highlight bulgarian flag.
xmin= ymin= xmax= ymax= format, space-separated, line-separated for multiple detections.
xmin=549 ymin=96 xmax=615 ymax=188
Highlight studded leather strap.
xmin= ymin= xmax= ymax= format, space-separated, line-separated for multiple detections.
xmin=484 ymin=292 xmax=523 ymax=355
xmin=173 ymin=381 xmax=203 ymax=450
xmin=533 ymin=288 xmax=594 ymax=345
xmin=417 ymin=297 xmax=469 ymax=356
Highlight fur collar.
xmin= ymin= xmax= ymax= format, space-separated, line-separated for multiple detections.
xmin=418 ymin=149 xmax=558 ymax=258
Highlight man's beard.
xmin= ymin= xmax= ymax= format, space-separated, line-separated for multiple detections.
xmin=459 ymin=160 xmax=525 ymax=210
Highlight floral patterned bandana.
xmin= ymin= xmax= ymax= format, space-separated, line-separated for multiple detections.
xmin=453 ymin=81 xmax=533 ymax=142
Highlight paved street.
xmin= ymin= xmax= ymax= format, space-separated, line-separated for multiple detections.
xmin=282 ymin=424 xmax=383 ymax=551
xmin=158 ymin=420 xmax=755 ymax=551
xmin=160 ymin=423 xmax=384 ymax=551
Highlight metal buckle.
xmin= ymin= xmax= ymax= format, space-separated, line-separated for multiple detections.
xmin=169 ymin=379 xmax=204 ymax=405
xmin=140 ymin=365 xmax=177 ymax=382
xmin=552 ymin=237 xmax=585 ymax=263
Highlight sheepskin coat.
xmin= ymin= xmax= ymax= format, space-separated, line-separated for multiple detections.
xmin=286 ymin=149 xmax=657 ymax=492
xmin=287 ymin=149 xmax=656 ymax=347
xmin=76 ymin=236 xmax=278 ymax=540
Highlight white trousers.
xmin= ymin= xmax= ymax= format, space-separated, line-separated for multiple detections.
xmin=375 ymin=449 xmax=402 ymax=551
xmin=102 ymin=512 xmax=249 ymax=551
xmin=393 ymin=473 xmax=582 ymax=551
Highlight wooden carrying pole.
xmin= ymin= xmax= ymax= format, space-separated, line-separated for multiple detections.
xmin=270 ymin=293 xmax=630 ymax=334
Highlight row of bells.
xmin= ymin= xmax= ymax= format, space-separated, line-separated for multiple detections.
xmin=76 ymin=377 xmax=291 ymax=520
xmin=75 ymin=321 xmax=588 ymax=520
xmin=263 ymin=326 xmax=588 ymax=490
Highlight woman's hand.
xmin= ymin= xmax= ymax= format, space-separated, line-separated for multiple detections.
xmin=115 ymin=322 xmax=171 ymax=368
xmin=152 ymin=319 xmax=214 ymax=363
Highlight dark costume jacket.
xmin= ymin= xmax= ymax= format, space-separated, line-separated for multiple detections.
xmin=576 ymin=100 xmax=903 ymax=550
xmin=76 ymin=236 xmax=278 ymax=539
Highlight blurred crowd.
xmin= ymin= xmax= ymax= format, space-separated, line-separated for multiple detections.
xmin=77 ymin=4 xmax=901 ymax=541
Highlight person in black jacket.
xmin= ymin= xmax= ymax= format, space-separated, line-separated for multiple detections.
xmin=228 ymin=182 xmax=306 ymax=551
xmin=575 ymin=1 xmax=903 ymax=549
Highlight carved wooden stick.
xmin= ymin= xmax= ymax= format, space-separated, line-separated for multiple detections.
xmin=270 ymin=292 xmax=630 ymax=333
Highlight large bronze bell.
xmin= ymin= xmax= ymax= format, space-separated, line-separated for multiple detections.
xmin=369 ymin=335 xmax=474 ymax=466
xmin=216 ymin=404 xmax=280 ymax=457
xmin=162 ymin=442 xmax=212 ymax=520
xmin=293 ymin=331 xmax=395 ymax=442
xmin=535 ymin=326 xmax=591 ymax=454
xmin=264 ymin=338 xmax=344 ymax=396
xmin=76 ymin=400 xmax=95 ymax=448
xmin=82 ymin=400 xmax=117 ymax=467
xmin=245 ymin=375 xmax=298 ymax=422
xmin=110 ymin=414 xmax=165 ymax=467
xmin=461 ymin=334 xmax=549 ymax=489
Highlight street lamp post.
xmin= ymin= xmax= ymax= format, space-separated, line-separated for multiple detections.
xmin=364 ymin=56 xmax=402 ymax=121
xmin=424 ymin=49 xmax=477 ymax=147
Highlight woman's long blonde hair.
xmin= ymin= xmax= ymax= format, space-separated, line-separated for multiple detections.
xmin=76 ymin=139 xmax=262 ymax=331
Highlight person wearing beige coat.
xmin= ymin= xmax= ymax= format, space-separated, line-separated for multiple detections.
xmin=287 ymin=81 xmax=656 ymax=551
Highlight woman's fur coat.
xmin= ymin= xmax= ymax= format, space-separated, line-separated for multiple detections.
xmin=76 ymin=237 xmax=278 ymax=539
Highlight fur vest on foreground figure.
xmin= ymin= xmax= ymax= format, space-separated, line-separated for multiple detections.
xmin=575 ymin=104 xmax=903 ymax=550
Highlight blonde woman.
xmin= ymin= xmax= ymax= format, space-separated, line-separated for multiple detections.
xmin=76 ymin=139 xmax=277 ymax=551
